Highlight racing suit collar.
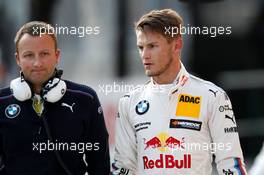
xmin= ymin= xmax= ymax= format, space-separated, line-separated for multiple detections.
xmin=149 ymin=61 xmax=189 ymax=95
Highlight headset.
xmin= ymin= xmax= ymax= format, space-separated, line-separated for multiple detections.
xmin=10 ymin=69 xmax=73 ymax=175
xmin=10 ymin=69 xmax=66 ymax=103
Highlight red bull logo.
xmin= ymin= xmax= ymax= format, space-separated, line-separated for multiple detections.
xmin=144 ymin=137 xmax=162 ymax=150
xmin=142 ymin=133 xmax=191 ymax=169
xmin=143 ymin=133 xmax=185 ymax=151
xmin=143 ymin=154 xmax=191 ymax=169
xmin=165 ymin=136 xmax=185 ymax=149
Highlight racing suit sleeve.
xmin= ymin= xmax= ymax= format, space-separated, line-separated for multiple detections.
xmin=112 ymin=96 xmax=137 ymax=175
xmin=85 ymin=93 xmax=110 ymax=175
xmin=249 ymin=142 xmax=264 ymax=175
xmin=208 ymin=90 xmax=247 ymax=175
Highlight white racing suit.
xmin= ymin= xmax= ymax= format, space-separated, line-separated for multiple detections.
xmin=249 ymin=142 xmax=264 ymax=175
xmin=112 ymin=63 xmax=247 ymax=175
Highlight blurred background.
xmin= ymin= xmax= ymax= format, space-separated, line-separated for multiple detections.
xmin=0 ymin=0 xmax=263 ymax=173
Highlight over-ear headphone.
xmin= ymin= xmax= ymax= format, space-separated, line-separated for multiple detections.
xmin=10 ymin=69 xmax=66 ymax=103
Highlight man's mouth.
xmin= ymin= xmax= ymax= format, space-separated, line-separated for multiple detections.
xmin=144 ymin=63 xmax=153 ymax=69
xmin=32 ymin=69 xmax=45 ymax=73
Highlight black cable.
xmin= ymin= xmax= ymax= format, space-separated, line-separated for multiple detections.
xmin=41 ymin=108 xmax=73 ymax=175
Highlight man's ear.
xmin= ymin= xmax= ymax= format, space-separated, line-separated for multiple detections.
xmin=55 ymin=49 xmax=61 ymax=64
xmin=173 ymin=37 xmax=183 ymax=54
xmin=15 ymin=52 xmax=21 ymax=67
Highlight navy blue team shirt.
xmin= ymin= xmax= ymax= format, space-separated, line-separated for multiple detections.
xmin=0 ymin=80 xmax=110 ymax=175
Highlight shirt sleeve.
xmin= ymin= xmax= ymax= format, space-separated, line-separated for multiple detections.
xmin=85 ymin=92 xmax=110 ymax=175
xmin=208 ymin=89 xmax=247 ymax=175
xmin=0 ymin=134 xmax=7 ymax=175
xmin=249 ymin=142 xmax=264 ymax=175
xmin=112 ymin=95 xmax=137 ymax=175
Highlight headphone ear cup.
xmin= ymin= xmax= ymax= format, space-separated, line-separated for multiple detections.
xmin=42 ymin=78 xmax=66 ymax=103
xmin=10 ymin=77 xmax=32 ymax=101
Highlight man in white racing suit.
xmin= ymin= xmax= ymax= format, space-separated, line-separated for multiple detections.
xmin=112 ymin=9 xmax=247 ymax=175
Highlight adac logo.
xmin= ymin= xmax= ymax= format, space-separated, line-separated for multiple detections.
xmin=5 ymin=104 xmax=21 ymax=119
xmin=135 ymin=100 xmax=149 ymax=115
xmin=176 ymin=94 xmax=202 ymax=118
xmin=179 ymin=94 xmax=200 ymax=104
xmin=143 ymin=132 xmax=185 ymax=152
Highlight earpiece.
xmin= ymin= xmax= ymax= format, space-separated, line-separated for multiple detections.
xmin=41 ymin=78 xmax=66 ymax=103
xmin=10 ymin=69 xmax=67 ymax=103
xmin=10 ymin=77 xmax=32 ymax=101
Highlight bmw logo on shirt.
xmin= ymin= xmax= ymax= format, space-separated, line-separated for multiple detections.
xmin=135 ymin=100 xmax=150 ymax=115
xmin=5 ymin=104 xmax=21 ymax=119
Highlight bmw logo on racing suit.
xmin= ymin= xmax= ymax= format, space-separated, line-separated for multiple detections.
xmin=136 ymin=100 xmax=150 ymax=115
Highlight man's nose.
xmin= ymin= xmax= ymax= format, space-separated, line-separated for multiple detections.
xmin=141 ymin=48 xmax=150 ymax=60
xmin=33 ymin=57 xmax=42 ymax=67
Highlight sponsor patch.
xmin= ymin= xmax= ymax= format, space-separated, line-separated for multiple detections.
xmin=98 ymin=106 xmax=103 ymax=114
xmin=5 ymin=104 xmax=21 ymax=119
xmin=223 ymin=169 xmax=234 ymax=175
xmin=134 ymin=122 xmax=151 ymax=132
xmin=170 ymin=119 xmax=202 ymax=131
xmin=219 ymin=105 xmax=233 ymax=112
xmin=119 ymin=168 xmax=129 ymax=175
xmin=224 ymin=127 xmax=237 ymax=133
xmin=176 ymin=94 xmax=201 ymax=118
xmin=135 ymin=100 xmax=149 ymax=115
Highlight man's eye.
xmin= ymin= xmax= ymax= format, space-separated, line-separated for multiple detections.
xmin=40 ymin=52 xmax=50 ymax=57
xmin=138 ymin=46 xmax=143 ymax=51
xmin=24 ymin=54 xmax=33 ymax=58
xmin=149 ymin=44 xmax=155 ymax=48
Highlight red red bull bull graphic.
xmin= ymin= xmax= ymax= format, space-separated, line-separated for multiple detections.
xmin=143 ymin=154 xmax=191 ymax=169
